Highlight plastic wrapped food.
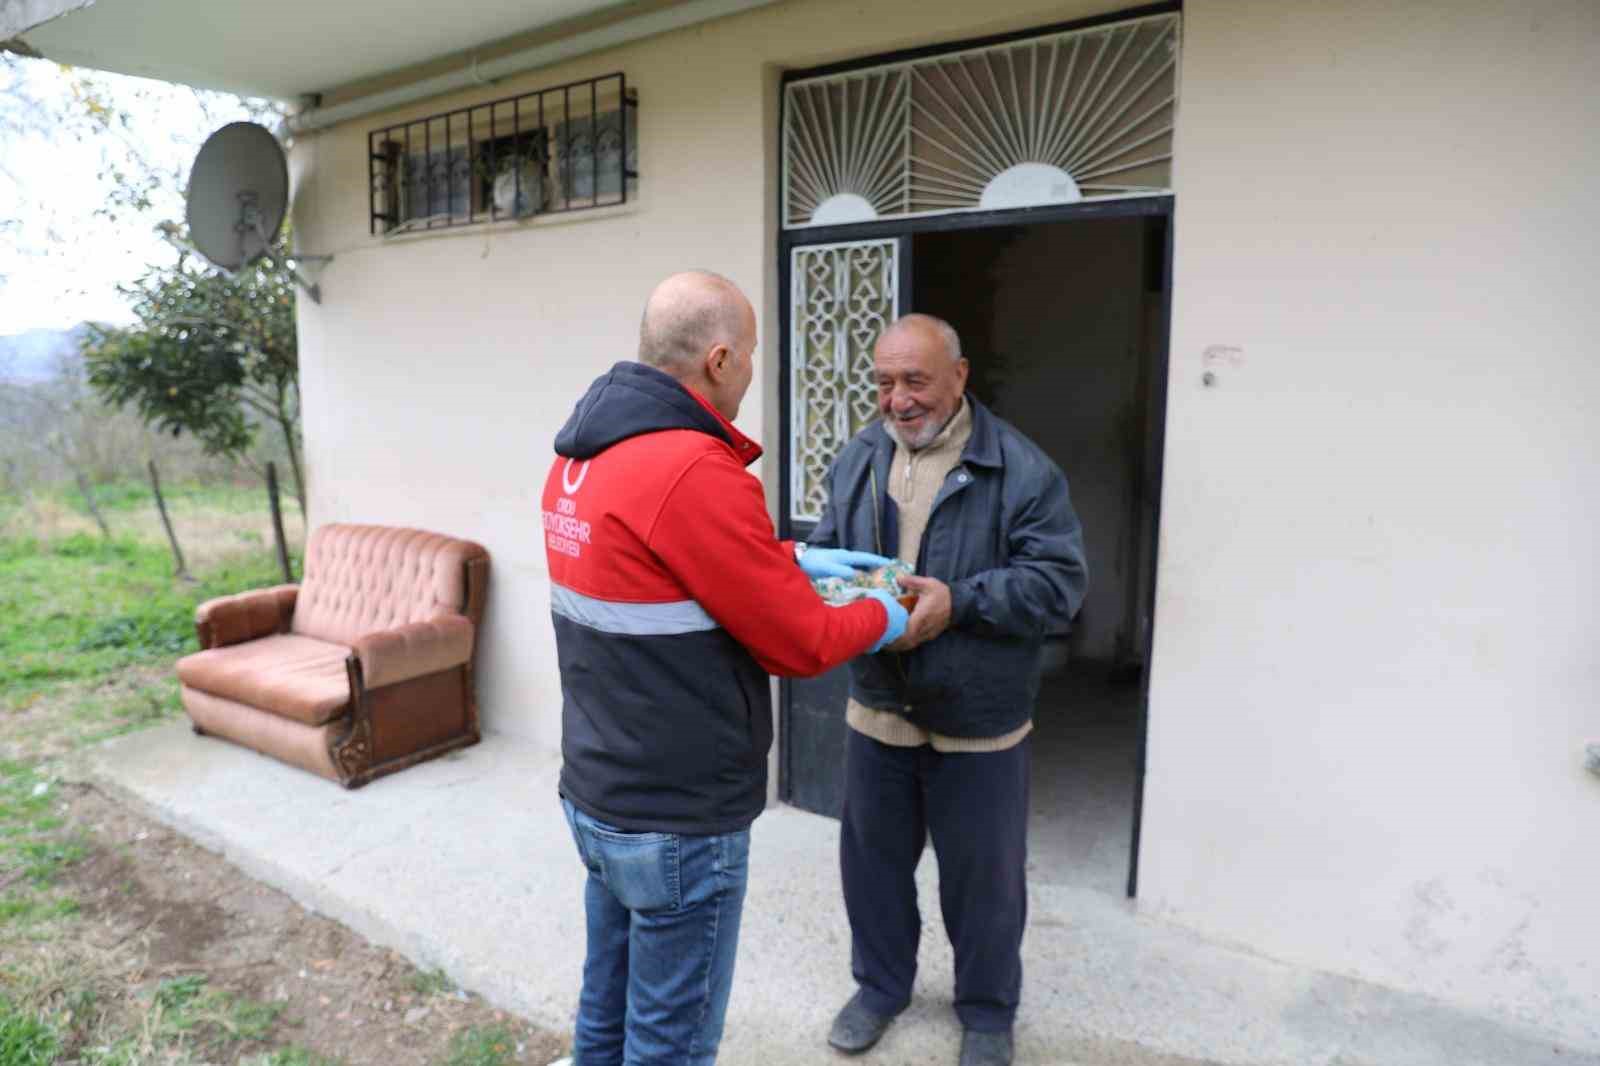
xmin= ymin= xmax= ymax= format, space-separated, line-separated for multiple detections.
xmin=812 ymin=559 xmax=918 ymax=611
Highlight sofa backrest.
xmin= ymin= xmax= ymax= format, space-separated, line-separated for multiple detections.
xmin=292 ymin=524 xmax=489 ymax=647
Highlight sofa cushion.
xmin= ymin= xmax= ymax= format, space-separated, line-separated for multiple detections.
xmin=180 ymin=686 xmax=343 ymax=781
xmin=177 ymin=633 xmax=352 ymax=726
xmin=292 ymin=525 xmax=487 ymax=647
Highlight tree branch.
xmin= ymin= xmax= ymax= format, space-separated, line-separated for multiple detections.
xmin=238 ymin=395 xmax=280 ymax=421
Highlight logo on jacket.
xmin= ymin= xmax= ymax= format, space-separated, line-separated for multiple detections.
xmin=562 ymin=459 xmax=591 ymax=495
xmin=544 ymin=494 xmax=592 ymax=560
xmin=546 ymin=460 xmax=594 ymax=560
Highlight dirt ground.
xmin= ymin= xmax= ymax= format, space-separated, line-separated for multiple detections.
xmin=1 ymin=665 xmax=174 ymax=764
xmin=51 ymin=778 xmax=570 ymax=1065
xmin=1 ymin=505 xmax=568 ymax=1063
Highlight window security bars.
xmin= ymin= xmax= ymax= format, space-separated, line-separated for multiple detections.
xmin=368 ymin=72 xmax=637 ymax=234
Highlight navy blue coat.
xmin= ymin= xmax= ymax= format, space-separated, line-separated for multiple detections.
xmin=810 ymin=397 xmax=1088 ymax=738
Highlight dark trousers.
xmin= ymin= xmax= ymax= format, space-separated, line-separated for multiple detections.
xmin=841 ymin=728 xmax=1030 ymax=1033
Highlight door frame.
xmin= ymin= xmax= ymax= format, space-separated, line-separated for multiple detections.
xmin=774 ymin=10 xmax=1177 ymax=899
xmin=777 ymin=194 xmax=1173 ymax=528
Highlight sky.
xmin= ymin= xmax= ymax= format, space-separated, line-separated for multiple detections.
xmin=0 ymin=56 xmax=266 ymax=333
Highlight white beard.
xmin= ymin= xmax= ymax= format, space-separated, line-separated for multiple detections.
xmin=889 ymin=409 xmax=951 ymax=451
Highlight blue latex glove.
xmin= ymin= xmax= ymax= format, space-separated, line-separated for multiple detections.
xmin=863 ymin=589 xmax=909 ymax=653
xmin=798 ymin=547 xmax=896 ymax=580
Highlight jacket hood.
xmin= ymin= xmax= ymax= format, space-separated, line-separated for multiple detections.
xmin=554 ymin=361 xmax=736 ymax=459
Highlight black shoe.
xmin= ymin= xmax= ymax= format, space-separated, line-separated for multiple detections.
xmin=959 ymin=1028 xmax=1013 ymax=1066
xmin=828 ymin=991 xmax=895 ymax=1054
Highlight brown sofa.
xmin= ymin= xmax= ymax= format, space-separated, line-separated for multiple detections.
xmin=177 ymin=524 xmax=489 ymax=788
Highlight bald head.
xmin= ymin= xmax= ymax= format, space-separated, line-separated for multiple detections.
xmin=638 ymin=270 xmax=758 ymax=421
xmin=878 ymin=313 xmax=962 ymax=363
xmin=638 ymin=271 xmax=754 ymax=375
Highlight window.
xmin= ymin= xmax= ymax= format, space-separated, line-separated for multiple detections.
xmin=368 ymin=72 xmax=635 ymax=234
xmin=554 ymin=107 xmax=638 ymax=201
xmin=477 ymin=128 xmax=550 ymax=219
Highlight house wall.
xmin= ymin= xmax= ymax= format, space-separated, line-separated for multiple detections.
xmin=288 ymin=0 xmax=1600 ymax=1044
xmin=1141 ymin=0 xmax=1600 ymax=1045
xmin=287 ymin=0 xmax=1133 ymax=755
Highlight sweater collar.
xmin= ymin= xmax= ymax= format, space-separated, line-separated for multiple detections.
xmin=872 ymin=393 xmax=1003 ymax=470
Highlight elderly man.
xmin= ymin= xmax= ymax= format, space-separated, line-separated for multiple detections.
xmin=810 ymin=314 xmax=1087 ymax=1066
xmin=542 ymin=271 xmax=907 ymax=1065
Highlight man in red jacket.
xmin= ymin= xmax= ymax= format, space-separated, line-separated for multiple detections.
xmin=542 ymin=270 xmax=907 ymax=1066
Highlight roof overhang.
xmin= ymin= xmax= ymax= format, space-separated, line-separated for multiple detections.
xmin=4 ymin=0 xmax=773 ymax=118
xmin=1 ymin=0 xmax=94 ymax=47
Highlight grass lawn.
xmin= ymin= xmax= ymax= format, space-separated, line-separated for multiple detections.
xmin=0 ymin=484 xmax=308 ymax=1063
xmin=0 ymin=483 xmax=555 ymax=1066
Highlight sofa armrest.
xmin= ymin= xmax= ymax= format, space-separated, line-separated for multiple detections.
xmin=353 ymin=614 xmax=475 ymax=690
xmin=195 ymin=585 xmax=299 ymax=649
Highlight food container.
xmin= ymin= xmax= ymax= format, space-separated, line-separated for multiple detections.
xmin=812 ymin=559 xmax=918 ymax=613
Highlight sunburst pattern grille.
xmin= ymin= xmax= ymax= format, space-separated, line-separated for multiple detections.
xmin=785 ymin=70 xmax=911 ymax=226
xmin=784 ymin=12 xmax=1179 ymax=227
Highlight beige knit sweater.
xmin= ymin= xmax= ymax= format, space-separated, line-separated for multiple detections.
xmin=846 ymin=398 xmax=1032 ymax=753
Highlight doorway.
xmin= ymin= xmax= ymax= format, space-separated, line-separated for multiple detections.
xmin=913 ymin=214 xmax=1166 ymax=895
xmin=779 ymin=205 xmax=1171 ymax=898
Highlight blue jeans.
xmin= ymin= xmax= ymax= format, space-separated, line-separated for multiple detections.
xmin=561 ymin=798 xmax=750 ymax=1066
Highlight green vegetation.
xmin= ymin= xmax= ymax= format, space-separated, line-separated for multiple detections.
xmin=439 ymin=1025 xmax=522 ymax=1066
xmin=243 ymin=1048 xmax=349 ymax=1066
xmin=0 ymin=996 xmax=61 ymax=1066
xmin=0 ymin=487 xmax=296 ymax=715
xmin=411 ymin=967 xmax=459 ymax=997
xmin=0 ymin=491 xmax=310 ymax=1064
xmin=0 ymin=761 xmax=86 ymax=930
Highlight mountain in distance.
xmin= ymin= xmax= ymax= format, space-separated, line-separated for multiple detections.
xmin=0 ymin=323 xmax=96 ymax=382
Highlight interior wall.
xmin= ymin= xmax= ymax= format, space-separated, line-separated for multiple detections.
xmin=914 ymin=217 xmax=1152 ymax=662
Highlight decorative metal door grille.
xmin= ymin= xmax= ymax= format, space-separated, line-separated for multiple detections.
xmin=784 ymin=12 xmax=1178 ymax=228
xmin=790 ymin=239 xmax=899 ymax=523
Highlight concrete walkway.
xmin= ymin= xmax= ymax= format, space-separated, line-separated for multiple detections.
xmin=78 ymin=724 xmax=1599 ymax=1066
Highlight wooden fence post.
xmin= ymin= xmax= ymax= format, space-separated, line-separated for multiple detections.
xmin=147 ymin=460 xmax=190 ymax=580
xmin=267 ymin=461 xmax=293 ymax=583
xmin=74 ymin=469 xmax=111 ymax=539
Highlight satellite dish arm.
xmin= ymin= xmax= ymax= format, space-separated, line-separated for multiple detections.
xmin=252 ymin=218 xmax=322 ymax=305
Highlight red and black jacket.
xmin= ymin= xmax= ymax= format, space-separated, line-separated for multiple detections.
xmin=543 ymin=361 xmax=886 ymax=835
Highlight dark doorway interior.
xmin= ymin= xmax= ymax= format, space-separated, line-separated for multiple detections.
xmin=913 ymin=215 xmax=1166 ymax=895
xmin=780 ymin=211 xmax=1169 ymax=898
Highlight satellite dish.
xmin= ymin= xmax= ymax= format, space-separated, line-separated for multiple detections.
xmin=185 ymin=121 xmax=325 ymax=303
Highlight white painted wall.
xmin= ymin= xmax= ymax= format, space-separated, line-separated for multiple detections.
xmin=287 ymin=0 xmax=1129 ymax=753
xmin=1141 ymin=0 xmax=1600 ymax=1045
xmin=289 ymin=0 xmax=1600 ymax=1043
